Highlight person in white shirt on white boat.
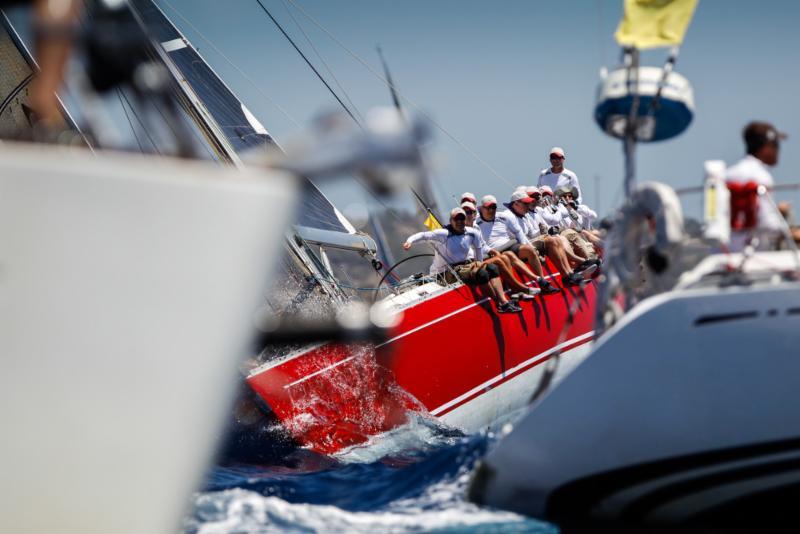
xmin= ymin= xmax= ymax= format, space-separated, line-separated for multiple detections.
xmin=477 ymin=193 xmax=561 ymax=293
xmin=538 ymin=147 xmax=582 ymax=204
xmin=403 ymin=208 xmax=523 ymax=313
xmin=726 ymin=121 xmax=788 ymax=251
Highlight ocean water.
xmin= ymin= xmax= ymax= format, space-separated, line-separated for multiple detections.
xmin=185 ymin=414 xmax=554 ymax=533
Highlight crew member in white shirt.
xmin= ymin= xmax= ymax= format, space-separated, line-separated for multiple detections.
xmin=533 ymin=186 xmax=600 ymax=274
xmin=461 ymin=201 xmax=540 ymax=299
xmin=559 ymin=186 xmax=603 ymax=249
xmin=505 ymin=190 xmax=587 ymax=287
xmin=726 ymin=121 xmax=788 ymax=251
xmin=555 ymin=187 xmax=599 ymax=258
xmin=478 ymin=193 xmax=560 ymax=293
xmin=538 ymin=147 xmax=582 ymax=204
xmin=403 ymin=208 xmax=522 ymax=313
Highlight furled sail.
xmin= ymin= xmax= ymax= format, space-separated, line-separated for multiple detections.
xmin=128 ymin=0 xmax=355 ymax=235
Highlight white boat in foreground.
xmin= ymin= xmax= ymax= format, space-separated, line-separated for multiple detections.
xmin=470 ymin=246 xmax=800 ymax=531
xmin=0 ymin=143 xmax=296 ymax=533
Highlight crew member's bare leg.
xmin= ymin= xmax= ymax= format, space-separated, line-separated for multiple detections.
xmin=557 ymin=234 xmax=588 ymax=263
xmin=485 ymin=278 xmax=511 ymax=305
xmin=484 ymin=256 xmax=533 ymax=293
xmin=544 ymin=237 xmax=575 ymax=278
xmin=581 ymin=229 xmax=604 ymax=249
xmin=502 ymin=246 xmax=543 ymax=279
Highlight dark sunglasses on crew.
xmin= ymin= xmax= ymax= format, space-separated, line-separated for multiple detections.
xmin=463 ymin=208 xmax=477 ymax=214
xmin=483 ymin=204 xmax=497 ymax=209
xmin=549 ymin=154 xmax=564 ymax=160
xmin=453 ymin=215 xmax=467 ymax=222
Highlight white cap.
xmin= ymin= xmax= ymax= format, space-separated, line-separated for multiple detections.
xmin=540 ymin=185 xmax=554 ymax=196
xmin=480 ymin=194 xmax=498 ymax=207
xmin=460 ymin=201 xmax=477 ymax=212
xmin=460 ymin=191 xmax=477 ymax=203
xmin=526 ymin=186 xmax=540 ymax=196
xmin=450 ymin=207 xmax=466 ymax=219
xmin=549 ymin=146 xmax=565 ymax=158
xmin=510 ymin=191 xmax=534 ymax=204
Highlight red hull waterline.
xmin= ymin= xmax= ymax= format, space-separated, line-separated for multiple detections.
xmin=247 ymin=268 xmax=597 ymax=454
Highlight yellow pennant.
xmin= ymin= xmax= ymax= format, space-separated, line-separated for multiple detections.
xmin=615 ymin=0 xmax=698 ymax=49
xmin=423 ymin=212 xmax=442 ymax=230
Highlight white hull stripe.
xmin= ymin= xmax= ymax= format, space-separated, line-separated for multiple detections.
xmin=429 ymin=331 xmax=594 ymax=416
xmin=282 ymin=296 xmax=492 ymax=388
xmin=265 ymin=273 xmax=566 ymax=385
xmin=375 ymin=297 xmax=493 ymax=349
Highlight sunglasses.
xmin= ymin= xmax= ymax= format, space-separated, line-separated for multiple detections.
xmin=549 ymin=155 xmax=564 ymax=160
xmin=453 ymin=215 xmax=467 ymax=222
xmin=463 ymin=208 xmax=477 ymax=214
xmin=483 ymin=204 xmax=497 ymax=209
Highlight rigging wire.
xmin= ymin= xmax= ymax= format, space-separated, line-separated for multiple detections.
xmin=279 ymin=0 xmax=364 ymax=124
xmin=253 ymin=0 xmax=362 ymax=127
xmin=116 ymin=88 xmax=145 ymax=152
xmin=117 ymin=89 xmax=162 ymax=155
xmin=282 ymin=0 xmax=513 ymax=187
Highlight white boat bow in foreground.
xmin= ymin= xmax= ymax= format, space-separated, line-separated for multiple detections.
xmin=0 ymin=144 xmax=295 ymax=534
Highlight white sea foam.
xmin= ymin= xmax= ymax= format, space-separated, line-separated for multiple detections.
xmin=333 ymin=412 xmax=461 ymax=464
xmin=189 ymin=483 xmax=550 ymax=534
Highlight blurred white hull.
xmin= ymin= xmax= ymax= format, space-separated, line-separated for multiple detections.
xmin=0 ymin=144 xmax=296 ymax=533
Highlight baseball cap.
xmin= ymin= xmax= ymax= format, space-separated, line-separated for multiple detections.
xmin=480 ymin=194 xmax=497 ymax=207
xmin=460 ymin=191 xmax=477 ymax=203
xmin=526 ymin=186 xmax=540 ymax=196
xmin=556 ymin=186 xmax=573 ymax=197
xmin=540 ymin=185 xmax=554 ymax=196
xmin=450 ymin=207 xmax=466 ymax=219
xmin=460 ymin=201 xmax=477 ymax=212
xmin=549 ymin=146 xmax=565 ymax=158
xmin=510 ymin=191 xmax=534 ymax=204
xmin=744 ymin=121 xmax=787 ymax=153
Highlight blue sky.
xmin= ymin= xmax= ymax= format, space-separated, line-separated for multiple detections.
xmin=23 ymin=1 xmax=800 ymax=219
xmin=155 ymin=0 xmax=800 ymax=219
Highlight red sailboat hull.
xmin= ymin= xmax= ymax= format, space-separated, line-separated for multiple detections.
xmin=247 ymin=271 xmax=597 ymax=454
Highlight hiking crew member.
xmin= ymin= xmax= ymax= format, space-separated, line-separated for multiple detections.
xmin=555 ymin=187 xmax=598 ymax=260
xmin=557 ymin=186 xmax=604 ymax=250
xmin=535 ymin=186 xmax=592 ymax=264
xmin=538 ymin=147 xmax=582 ymax=204
xmin=463 ymin=200 xmax=542 ymax=300
xmin=478 ymin=193 xmax=560 ymax=294
xmin=503 ymin=190 xmax=588 ymax=287
xmin=403 ymin=208 xmax=523 ymax=313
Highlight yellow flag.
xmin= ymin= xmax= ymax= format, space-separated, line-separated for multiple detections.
xmin=615 ymin=0 xmax=698 ymax=49
xmin=423 ymin=211 xmax=442 ymax=230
